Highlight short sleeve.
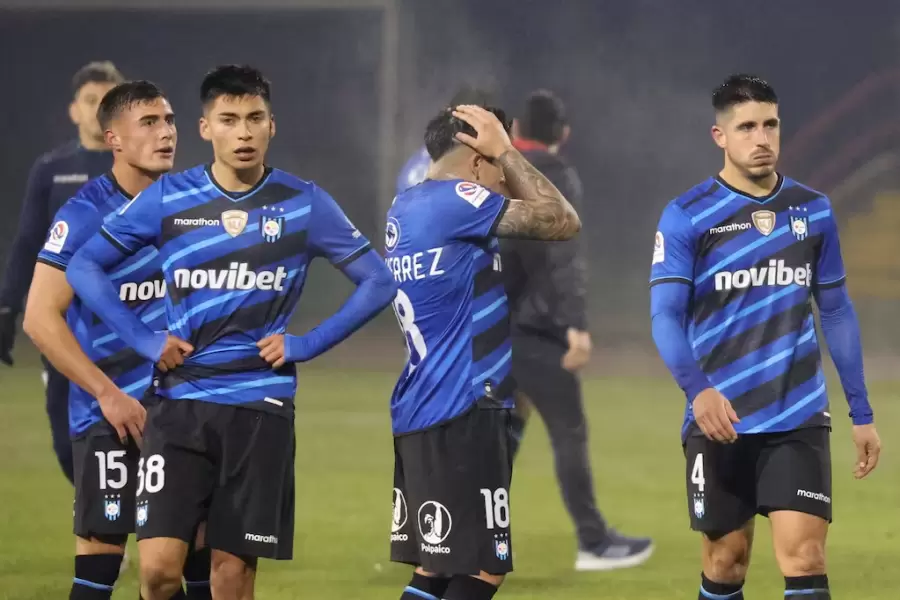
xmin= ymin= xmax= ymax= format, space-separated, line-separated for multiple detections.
xmin=443 ymin=181 xmax=509 ymax=241
xmin=36 ymin=198 xmax=102 ymax=271
xmin=649 ymin=203 xmax=696 ymax=287
xmin=814 ymin=202 xmax=847 ymax=290
xmin=308 ymin=184 xmax=373 ymax=267
xmin=99 ymin=180 xmax=164 ymax=255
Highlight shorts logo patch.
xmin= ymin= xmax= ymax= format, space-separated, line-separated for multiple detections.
xmin=418 ymin=500 xmax=452 ymax=546
xmin=44 ymin=221 xmax=69 ymax=254
xmin=693 ymin=493 xmax=705 ymax=519
xmin=391 ymin=488 xmax=408 ymax=542
xmin=797 ymin=489 xmax=831 ymax=504
xmin=136 ymin=500 xmax=149 ymax=527
xmin=104 ymin=494 xmax=121 ymax=521
xmin=494 ymin=533 xmax=510 ymax=560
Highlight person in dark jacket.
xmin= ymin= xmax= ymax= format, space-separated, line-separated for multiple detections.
xmin=0 ymin=61 xmax=123 ymax=484
xmin=503 ymin=90 xmax=654 ymax=571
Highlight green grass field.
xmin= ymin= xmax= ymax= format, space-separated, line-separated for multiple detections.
xmin=1 ymin=348 xmax=898 ymax=599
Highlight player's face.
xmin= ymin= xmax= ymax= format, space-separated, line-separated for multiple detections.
xmin=70 ymin=82 xmax=118 ymax=143
xmin=107 ymin=98 xmax=177 ymax=174
xmin=200 ymin=95 xmax=275 ymax=171
xmin=713 ymin=101 xmax=780 ymax=180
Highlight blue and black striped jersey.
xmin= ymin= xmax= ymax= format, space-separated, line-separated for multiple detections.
xmin=385 ymin=179 xmax=513 ymax=434
xmin=36 ymin=173 xmax=164 ymax=437
xmin=650 ymin=175 xmax=846 ymax=438
xmin=99 ymin=164 xmax=371 ymax=414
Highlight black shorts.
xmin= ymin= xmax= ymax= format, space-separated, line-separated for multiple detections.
xmin=391 ymin=406 xmax=514 ymax=576
xmin=72 ymin=421 xmax=140 ymax=541
xmin=136 ymin=398 xmax=295 ymax=560
xmin=684 ymin=426 xmax=832 ymax=534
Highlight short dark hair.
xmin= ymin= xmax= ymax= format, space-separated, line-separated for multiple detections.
xmin=518 ymin=89 xmax=567 ymax=145
xmin=712 ymin=74 xmax=778 ymax=113
xmin=200 ymin=65 xmax=271 ymax=107
xmin=448 ymin=85 xmax=494 ymax=108
xmin=72 ymin=61 xmax=124 ymax=97
xmin=97 ymin=80 xmax=168 ymax=131
xmin=424 ymin=106 xmax=511 ymax=162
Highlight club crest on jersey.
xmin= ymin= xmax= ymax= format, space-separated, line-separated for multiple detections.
xmin=385 ymin=217 xmax=401 ymax=252
xmin=261 ymin=216 xmax=285 ymax=243
xmin=222 ymin=210 xmax=249 ymax=237
xmin=751 ymin=210 xmax=776 ymax=236
xmin=789 ymin=206 xmax=809 ymax=241
xmin=494 ymin=533 xmax=510 ymax=560
xmin=104 ymin=494 xmax=121 ymax=521
xmin=693 ymin=493 xmax=705 ymax=519
xmin=136 ymin=501 xmax=149 ymax=527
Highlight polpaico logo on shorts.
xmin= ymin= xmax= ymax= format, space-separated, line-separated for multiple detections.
xmin=418 ymin=500 xmax=452 ymax=554
xmin=391 ymin=488 xmax=409 ymax=542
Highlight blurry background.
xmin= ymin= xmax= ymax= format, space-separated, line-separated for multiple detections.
xmin=1 ymin=1 xmax=899 ymax=599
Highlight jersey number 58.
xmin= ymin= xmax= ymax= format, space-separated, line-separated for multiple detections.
xmin=392 ymin=289 xmax=427 ymax=374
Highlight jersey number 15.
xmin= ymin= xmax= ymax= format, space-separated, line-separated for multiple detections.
xmin=392 ymin=289 xmax=427 ymax=374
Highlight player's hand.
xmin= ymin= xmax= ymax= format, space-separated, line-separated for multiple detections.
xmin=97 ymin=387 xmax=146 ymax=447
xmin=156 ymin=335 xmax=193 ymax=373
xmin=692 ymin=388 xmax=740 ymax=443
xmin=852 ymin=423 xmax=881 ymax=479
xmin=0 ymin=306 xmax=17 ymax=366
xmin=257 ymin=334 xmax=286 ymax=368
xmin=561 ymin=327 xmax=592 ymax=372
xmin=451 ymin=105 xmax=513 ymax=160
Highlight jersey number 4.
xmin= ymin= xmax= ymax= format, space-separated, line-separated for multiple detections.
xmin=392 ymin=289 xmax=427 ymax=374
xmin=691 ymin=453 xmax=705 ymax=493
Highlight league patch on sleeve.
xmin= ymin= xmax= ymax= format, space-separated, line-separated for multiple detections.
xmin=455 ymin=181 xmax=491 ymax=208
xmin=652 ymin=231 xmax=665 ymax=265
xmin=43 ymin=221 xmax=69 ymax=254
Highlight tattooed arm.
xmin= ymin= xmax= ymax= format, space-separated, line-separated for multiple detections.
xmin=494 ymin=148 xmax=581 ymax=240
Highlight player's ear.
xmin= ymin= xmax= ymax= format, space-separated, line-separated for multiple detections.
xmin=269 ymin=113 xmax=276 ymax=139
xmin=199 ymin=116 xmax=211 ymax=142
xmin=471 ymin=153 xmax=485 ymax=183
xmin=104 ymin=128 xmax=119 ymax=151
xmin=68 ymin=101 xmax=80 ymax=126
xmin=711 ymin=124 xmax=727 ymax=150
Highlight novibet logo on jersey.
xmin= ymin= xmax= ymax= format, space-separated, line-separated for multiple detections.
xmin=173 ymin=262 xmax=289 ymax=291
xmin=714 ymin=260 xmax=812 ymax=291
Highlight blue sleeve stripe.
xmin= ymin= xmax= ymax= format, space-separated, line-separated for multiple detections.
xmin=73 ymin=578 xmax=114 ymax=591
xmin=650 ymin=275 xmax=692 ymax=287
xmin=36 ymin=256 xmax=67 ymax=272
xmin=100 ymin=227 xmax=136 ymax=256
xmin=334 ymin=242 xmax=372 ymax=268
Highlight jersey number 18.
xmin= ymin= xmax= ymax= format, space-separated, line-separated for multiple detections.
xmin=392 ymin=289 xmax=427 ymax=374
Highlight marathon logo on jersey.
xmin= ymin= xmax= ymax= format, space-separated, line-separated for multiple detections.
xmin=390 ymin=488 xmax=409 ymax=542
xmin=714 ymin=260 xmax=812 ymax=291
xmin=789 ymin=206 xmax=809 ymax=241
xmin=709 ymin=222 xmax=752 ymax=235
xmin=244 ymin=533 xmax=279 ymax=544
xmin=53 ymin=173 xmax=89 ymax=184
xmin=751 ymin=210 xmax=776 ymax=236
xmin=797 ymin=489 xmax=831 ymax=504
xmin=43 ymin=221 xmax=69 ymax=254
xmin=119 ymin=279 xmax=167 ymax=302
xmin=103 ymin=494 xmax=121 ymax=521
xmin=173 ymin=217 xmax=221 ymax=228
xmin=136 ymin=501 xmax=149 ymax=527
xmin=222 ymin=210 xmax=249 ymax=237
xmin=385 ymin=217 xmax=400 ymax=253
xmin=652 ymin=231 xmax=664 ymax=265
xmin=455 ymin=181 xmax=491 ymax=208
xmin=494 ymin=533 xmax=510 ymax=560
xmin=173 ymin=262 xmax=289 ymax=291
xmin=418 ymin=500 xmax=452 ymax=554
xmin=260 ymin=215 xmax=285 ymax=243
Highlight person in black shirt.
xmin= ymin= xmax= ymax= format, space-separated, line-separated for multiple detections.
xmin=502 ymin=90 xmax=654 ymax=571
xmin=0 ymin=61 xmax=123 ymax=484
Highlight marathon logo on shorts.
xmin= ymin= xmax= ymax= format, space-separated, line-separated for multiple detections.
xmin=244 ymin=533 xmax=279 ymax=544
xmin=797 ymin=489 xmax=831 ymax=504
xmin=390 ymin=488 xmax=409 ymax=542
xmin=418 ymin=500 xmax=452 ymax=554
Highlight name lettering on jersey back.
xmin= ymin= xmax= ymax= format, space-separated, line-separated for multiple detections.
xmin=714 ymin=259 xmax=811 ymax=291
xmin=386 ymin=248 xmax=445 ymax=283
xmin=119 ymin=279 xmax=167 ymax=302
xmin=173 ymin=262 xmax=289 ymax=291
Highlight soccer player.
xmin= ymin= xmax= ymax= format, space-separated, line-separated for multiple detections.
xmin=395 ymin=86 xmax=493 ymax=195
xmin=24 ymin=80 xmax=213 ymax=600
xmin=386 ymin=104 xmax=580 ymax=600
xmin=650 ymin=74 xmax=881 ymax=600
xmin=502 ymin=89 xmax=654 ymax=570
xmin=0 ymin=61 xmax=123 ymax=484
xmin=66 ymin=65 xmax=397 ymax=600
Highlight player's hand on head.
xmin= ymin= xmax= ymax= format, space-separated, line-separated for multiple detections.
xmin=692 ymin=388 xmax=740 ymax=444
xmin=97 ymin=387 xmax=146 ymax=447
xmin=451 ymin=105 xmax=513 ymax=160
xmin=851 ymin=423 xmax=881 ymax=479
xmin=156 ymin=335 xmax=193 ymax=373
xmin=257 ymin=334 xmax=287 ymax=368
xmin=0 ymin=306 xmax=16 ymax=366
xmin=561 ymin=327 xmax=592 ymax=372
